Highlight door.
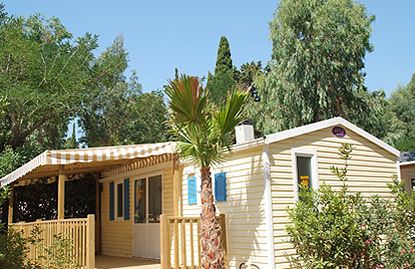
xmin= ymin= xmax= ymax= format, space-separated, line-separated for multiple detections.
xmin=133 ymin=174 xmax=162 ymax=259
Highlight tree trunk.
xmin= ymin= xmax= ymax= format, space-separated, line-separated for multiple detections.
xmin=200 ymin=166 xmax=224 ymax=269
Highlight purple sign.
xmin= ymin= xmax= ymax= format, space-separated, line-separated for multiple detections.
xmin=332 ymin=126 xmax=346 ymax=137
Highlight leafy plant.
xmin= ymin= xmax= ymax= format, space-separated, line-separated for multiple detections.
xmin=29 ymin=225 xmax=80 ymax=269
xmin=0 ymin=227 xmax=29 ymax=269
xmin=286 ymin=143 xmax=415 ymax=268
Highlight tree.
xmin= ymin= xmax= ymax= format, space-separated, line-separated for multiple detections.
xmin=233 ymin=61 xmax=264 ymax=90
xmin=247 ymin=0 xmax=377 ymax=135
xmin=64 ymin=123 xmax=79 ymax=149
xmin=79 ymin=35 xmax=170 ymax=147
xmin=165 ymin=75 xmax=247 ymax=268
xmin=0 ymin=5 xmax=98 ymax=153
xmin=385 ymin=74 xmax=415 ymax=151
xmin=206 ymin=36 xmax=236 ymax=105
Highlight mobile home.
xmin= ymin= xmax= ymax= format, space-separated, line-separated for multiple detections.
xmin=1 ymin=117 xmax=401 ymax=268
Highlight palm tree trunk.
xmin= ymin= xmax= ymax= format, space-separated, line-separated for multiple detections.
xmin=200 ymin=166 xmax=224 ymax=269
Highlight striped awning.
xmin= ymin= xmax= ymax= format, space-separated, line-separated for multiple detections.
xmin=1 ymin=142 xmax=176 ymax=187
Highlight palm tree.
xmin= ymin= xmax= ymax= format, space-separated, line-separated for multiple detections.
xmin=165 ymin=75 xmax=247 ymax=268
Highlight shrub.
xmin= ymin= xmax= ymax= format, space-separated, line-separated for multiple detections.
xmin=286 ymin=143 xmax=415 ymax=268
xmin=0 ymin=186 xmax=80 ymax=269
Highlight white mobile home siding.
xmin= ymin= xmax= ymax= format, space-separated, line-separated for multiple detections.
xmin=181 ymin=147 xmax=270 ymax=268
xmin=269 ymin=127 xmax=398 ymax=268
xmin=101 ymin=164 xmax=174 ymax=257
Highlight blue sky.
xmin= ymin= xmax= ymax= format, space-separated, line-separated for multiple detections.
xmin=3 ymin=0 xmax=415 ymax=97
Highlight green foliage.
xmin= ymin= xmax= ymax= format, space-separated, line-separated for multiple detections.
xmin=64 ymin=123 xmax=79 ymax=149
xmin=0 ymin=227 xmax=28 ymax=269
xmin=233 ymin=61 xmax=264 ymax=89
xmin=206 ymin=36 xmax=236 ymax=106
xmin=0 ymin=224 xmax=80 ymax=269
xmin=165 ymin=74 xmax=247 ymax=167
xmin=248 ymin=0 xmax=381 ymax=136
xmin=29 ymin=225 xmax=80 ymax=268
xmin=0 ymin=146 xmax=26 ymax=178
xmin=384 ymin=74 xmax=415 ymax=151
xmin=0 ymin=5 xmax=98 ymax=152
xmin=79 ymin=35 xmax=169 ymax=147
xmin=286 ymin=144 xmax=415 ymax=268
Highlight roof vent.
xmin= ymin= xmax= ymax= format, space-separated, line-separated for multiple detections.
xmin=235 ymin=123 xmax=254 ymax=144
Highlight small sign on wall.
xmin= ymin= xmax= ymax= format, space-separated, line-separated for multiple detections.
xmin=332 ymin=126 xmax=346 ymax=137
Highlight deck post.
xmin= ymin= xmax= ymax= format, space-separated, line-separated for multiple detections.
xmin=8 ymin=187 xmax=13 ymax=224
xmin=95 ymin=173 xmax=102 ymax=255
xmin=173 ymin=157 xmax=180 ymax=216
xmin=58 ymin=166 xmax=66 ymax=220
xmin=160 ymin=214 xmax=170 ymax=269
xmin=86 ymin=214 xmax=95 ymax=269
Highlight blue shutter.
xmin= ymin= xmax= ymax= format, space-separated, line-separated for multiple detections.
xmin=124 ymin=178 xmax=130 ymax=220
xmin=188 ymin=177 xmax=197 ymax=205
xmin=109 ymin=182 xmax=115 ymax=220
xmin=215 ymin=172 xmax=227 ymax=202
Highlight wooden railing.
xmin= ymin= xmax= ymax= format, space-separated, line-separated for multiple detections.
xmin=9 ymin=214 xmax=95 ymax=269
xmin=160 ymin=214 xmax=227 ymax=269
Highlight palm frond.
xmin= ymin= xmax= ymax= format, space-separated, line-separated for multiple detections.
xmin=165 ymin=75 xmax=208 ymax=126
xmin=215 ymin=90 xmax=247 ymax=145
xmin=166 ymin=74 xmax=247 ymax=168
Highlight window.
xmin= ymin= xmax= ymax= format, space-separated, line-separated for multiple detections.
xmin=411 ymin=178 xmax=415 ymax=194
xmin=115 ymin=182 xmax=123 ymax=219
xmin=134 ymin=174 xmax=162 ymax=223
xmin=297 ymin=156 xmax=312 ymax=189
xmin=110 ymin=178 xmax=130 ymax=221
xmin=292 ymin=149 xmax=319 ymax=200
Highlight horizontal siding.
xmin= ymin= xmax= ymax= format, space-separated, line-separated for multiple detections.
xmin=163 ymin=166 xmax=174 ymax=216
xmin=101 ymin=164 xmax=174 ymax=258
xmin=270 ymin=126 xmax=399 ymax=268
xmin=181 ymin=147 xmax=267 ymax=269
xmin=101 ymin=180 xmax=133 ymax=257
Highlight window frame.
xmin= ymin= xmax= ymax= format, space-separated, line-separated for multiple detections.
xmin=291 ymin=149 xmax=319 ymax=201
xmin=410 ymin=173 xmax=415 ymax=195
xmin=133 ymin=171 xmax=163 ymax=224
xmin=114 ymin=180 xmax=124 ymax=221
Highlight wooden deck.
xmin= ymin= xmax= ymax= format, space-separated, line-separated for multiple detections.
xmin=95 ymin=255 xmax=160 ymax=269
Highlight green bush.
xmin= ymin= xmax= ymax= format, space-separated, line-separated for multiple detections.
xmin=286 ymin=143 xmax=415 ymax=268
xmin=0 ymin=228 xmax=29 ymax=269
xmin=0 ymin=186 xmax=80 ymax=269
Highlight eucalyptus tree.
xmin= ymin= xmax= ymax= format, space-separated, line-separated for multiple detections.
xmin=247 ymin=0 xmax=378 ymax=135
xmin=165 ymin=75 xmax=247 ymax=268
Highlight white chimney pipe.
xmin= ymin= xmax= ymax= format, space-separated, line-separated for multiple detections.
xmin=235 ymin=124 xmax=254 ymax=144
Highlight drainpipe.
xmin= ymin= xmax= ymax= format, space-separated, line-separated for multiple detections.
xmin=262 ymin=141 xmax=276 ymax=268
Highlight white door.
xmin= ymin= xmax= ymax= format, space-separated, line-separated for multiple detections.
xmin=133 ymin=175 xmax=162 ymax=259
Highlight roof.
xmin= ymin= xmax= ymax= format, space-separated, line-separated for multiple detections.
xmin=1 ymin=117 xmax=400 ymax=186
xmin=400 ymin=151 xmax=415 ymax=162
xmin=0 ymin=142 xmax=176 ymax=187
xmin=400 ymin=160 xmax=415 ymax=167
xmin=234 ymin=117 xmax=400 ymax=157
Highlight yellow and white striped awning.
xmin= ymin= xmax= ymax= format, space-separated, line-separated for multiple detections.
xmin=1 ymin=142 xmax=176 ymax=187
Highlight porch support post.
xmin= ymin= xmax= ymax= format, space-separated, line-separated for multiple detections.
xmin=173 ymin=156 xmax=181 ymax=216
xmin=160 ymin=214 xmax=170 ymax=269
xmin=86 ymin=214 xmax=95 ymax=269
xmin=8 ymin=187 xmax=13 ymax=224
xmin=58 ymin=166 xmax=66 ymax=220
xmin=95 ymin=173 xmax=102 ymax=255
